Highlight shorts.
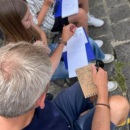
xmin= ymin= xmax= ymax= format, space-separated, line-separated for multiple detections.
xmin=52 ymin=82 xmax=116 ymax=130
xmin=51 ymin=17 xmax=69 ymax=32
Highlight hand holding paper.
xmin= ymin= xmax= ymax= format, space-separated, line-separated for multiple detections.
xmin=92 ymin=64 xmax=108 ymax=98
xmin=62 ymin=27 xmax=95 ymax=77
xmin=76 ymin=64 xmax=98 ymax=98
xmin=61 ymin=24 xmax=77 ymax=42
xmin=67 ymin=27 xmax=89 ymax=78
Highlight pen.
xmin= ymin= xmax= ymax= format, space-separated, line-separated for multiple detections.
xmin=70 ymin=26 xmax=76 ymax=34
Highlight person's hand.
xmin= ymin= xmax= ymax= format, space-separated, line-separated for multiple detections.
xmin=92 ymin=64 xmax=108 ymax=100
xmin=44 ymin=0 xmax=55 ymax=6
xmin=34 ymin=41 xmax=51 ymax=54
xmin=61 ymin=24 xmax=77 ymax=42
xmin=34 ymin=40 xmax=47 ymax=46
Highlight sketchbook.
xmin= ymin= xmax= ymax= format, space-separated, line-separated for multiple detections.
xmin=76 ymin=65 xmax=98 ymax=98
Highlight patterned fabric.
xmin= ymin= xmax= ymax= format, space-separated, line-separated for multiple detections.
xmin=26 ymin=0 xmax=55 ymax=33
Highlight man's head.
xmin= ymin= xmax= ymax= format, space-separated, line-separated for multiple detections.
xmin=0 ymin=42 xmax=52 ymax=118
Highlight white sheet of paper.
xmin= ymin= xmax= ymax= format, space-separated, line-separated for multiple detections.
xmin=68 ymin=49 xmax=88 ymax=78
xmin=63 ymin=45 xmax=67 ymax=52
xmin=67 ymin=27 xmax=88 ymax=78
xmin=82 ymin=29 xmax=88 ymax=44
xmin=62 ymin=0 xmax=79 ymax=18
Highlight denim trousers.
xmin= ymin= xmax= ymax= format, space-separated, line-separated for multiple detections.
xmin=49 ymin=37 xmax=105 ymax=80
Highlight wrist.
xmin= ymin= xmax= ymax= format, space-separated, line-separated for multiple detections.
xmin=58 ymin=39 xmax=67 ymax=46
xmin=96 ymin=103 xmax=110 ymax=109
xmin=97 ymin=94 xmax=109 ymax=104
xmin=61 ymin=36 xmax=68 ymax=43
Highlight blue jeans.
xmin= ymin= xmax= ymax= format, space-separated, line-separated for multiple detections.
xmin=49 ymin=38 xmax=105 ymax=80
xmin=49 ymin=44 xmax=69 ymax=80
xmin=52 ymin=82 xmax=116 ymax=130
xmin=88 ymin=37 xmax=105 ymax=60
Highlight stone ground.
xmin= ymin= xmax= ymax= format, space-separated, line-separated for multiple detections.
xmin=0 ymin=0 xmax=130 ymax=129
xmin=48 ymin=0 xmax=130 ymax=129
xmin=89 ymin=0 xmax=130 ymax=129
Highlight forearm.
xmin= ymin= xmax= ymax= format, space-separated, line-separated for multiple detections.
xmin=92 ymin=106 xmax=110 ymax=130
xmin=41 ymin=31 xmax=48 ymax=46
xmin=50 ymin=43 xmax=65 ymax=75
xmin=49 ymin=23 xmax=76 ymax=75
xmin=31 ymin=21 xmax=48 ymax=45
xmin=37 ymin=3 xmax=50 ymax=26
xmin=92 ymin=95 xmax=110 ymax=130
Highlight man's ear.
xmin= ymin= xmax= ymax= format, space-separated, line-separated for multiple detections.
xmin=37 ymin=92 xmax=47 ymax=109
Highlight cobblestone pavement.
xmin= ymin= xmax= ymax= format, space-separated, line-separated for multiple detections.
xmin=48 ymin=0 xmax=130 ymax=129
xmin=0 ymin=0 xmax=130 ymax=129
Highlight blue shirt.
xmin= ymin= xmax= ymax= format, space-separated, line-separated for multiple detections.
xmin=22 ymin=100 xmax=70 ymax=130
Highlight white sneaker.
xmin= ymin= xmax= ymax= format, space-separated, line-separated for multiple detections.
xmin=108 ymin=81 xmax=118 ymax=92
xmin=87 ymin=13 xmax=104 ymax=27
xmin=94 ymin=40 xmax=103 ymax=48
xmin=102 ymin=54 xmax=114 ymax=64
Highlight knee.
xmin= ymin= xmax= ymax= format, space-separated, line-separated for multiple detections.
xmin=109 ymin=95 xmax=129 ymax=125
xmin=78 ymin=8 xmax=87 ymax=20
xmin=109 ymin=95 xmax=129 ymax=111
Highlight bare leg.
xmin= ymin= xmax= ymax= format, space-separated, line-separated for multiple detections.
xmin=79 ymin=0 xmax=89 ymax=14
xmin=68 ymin=8 xmax=88 ymax=33
xmin=109 ymin=95 xmax=130 ymax=125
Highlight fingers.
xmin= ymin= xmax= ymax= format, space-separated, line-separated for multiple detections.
xmin=68 ymin=23 xmax=76 ymax=27
xmin=69 ymin=24 xmax=77 ymax=32
xmin=64 ymin=23 xmax=76 ymax=31
xmin=92 ymin=63 xmax=107 ymax=76
xmin=92 ymin=64 xmax=97 ymax=77
xmin=98 ymin=68 xmax=108 ymax=84
xmin=62 ymin=24 xmax=77 ymax=42
xmin=98 ymin=67 xmax=106 ymax=75
xmin=92 ymin=64 xmax=107 ymax=82
xmin=63 ymin=24 xmax=77 ymax=34
xmin=89 ymin=95 xmax=97 ymax=102
xmin=34 ymin=41 xmax=44 ymax=46
xmin=71 ymin=26 xmax=77 ymax=33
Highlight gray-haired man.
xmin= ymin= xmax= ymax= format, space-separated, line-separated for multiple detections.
xmin=0 ymin=42 xmax=129 ymax=130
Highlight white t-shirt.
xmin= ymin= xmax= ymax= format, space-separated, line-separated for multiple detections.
xmin=26 ymin=0 xmax=55 ymax=33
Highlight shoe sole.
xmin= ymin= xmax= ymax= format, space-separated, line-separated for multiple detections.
xmin=108 ymin=82 xmax=118 ymax=92
xmin=102 ymin=55 xmax=114 ymax=64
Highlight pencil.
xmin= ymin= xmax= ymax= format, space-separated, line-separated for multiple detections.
xmin=70 ymin=26 xmax=75 ymax=34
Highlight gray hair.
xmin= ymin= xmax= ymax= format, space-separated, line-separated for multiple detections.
xmin=0 ymin=42 xmax=52 ymax=118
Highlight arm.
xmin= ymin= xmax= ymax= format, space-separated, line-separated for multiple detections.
xmin=92 ymin=65 xmax=110 ymax=130
xmin=50 ymin=24 xmax=76 ymax=75
xmin=37 ymin=0 xmax=55 ymax=26
xmin=31 ymin=21 xmax=47 ymax=46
